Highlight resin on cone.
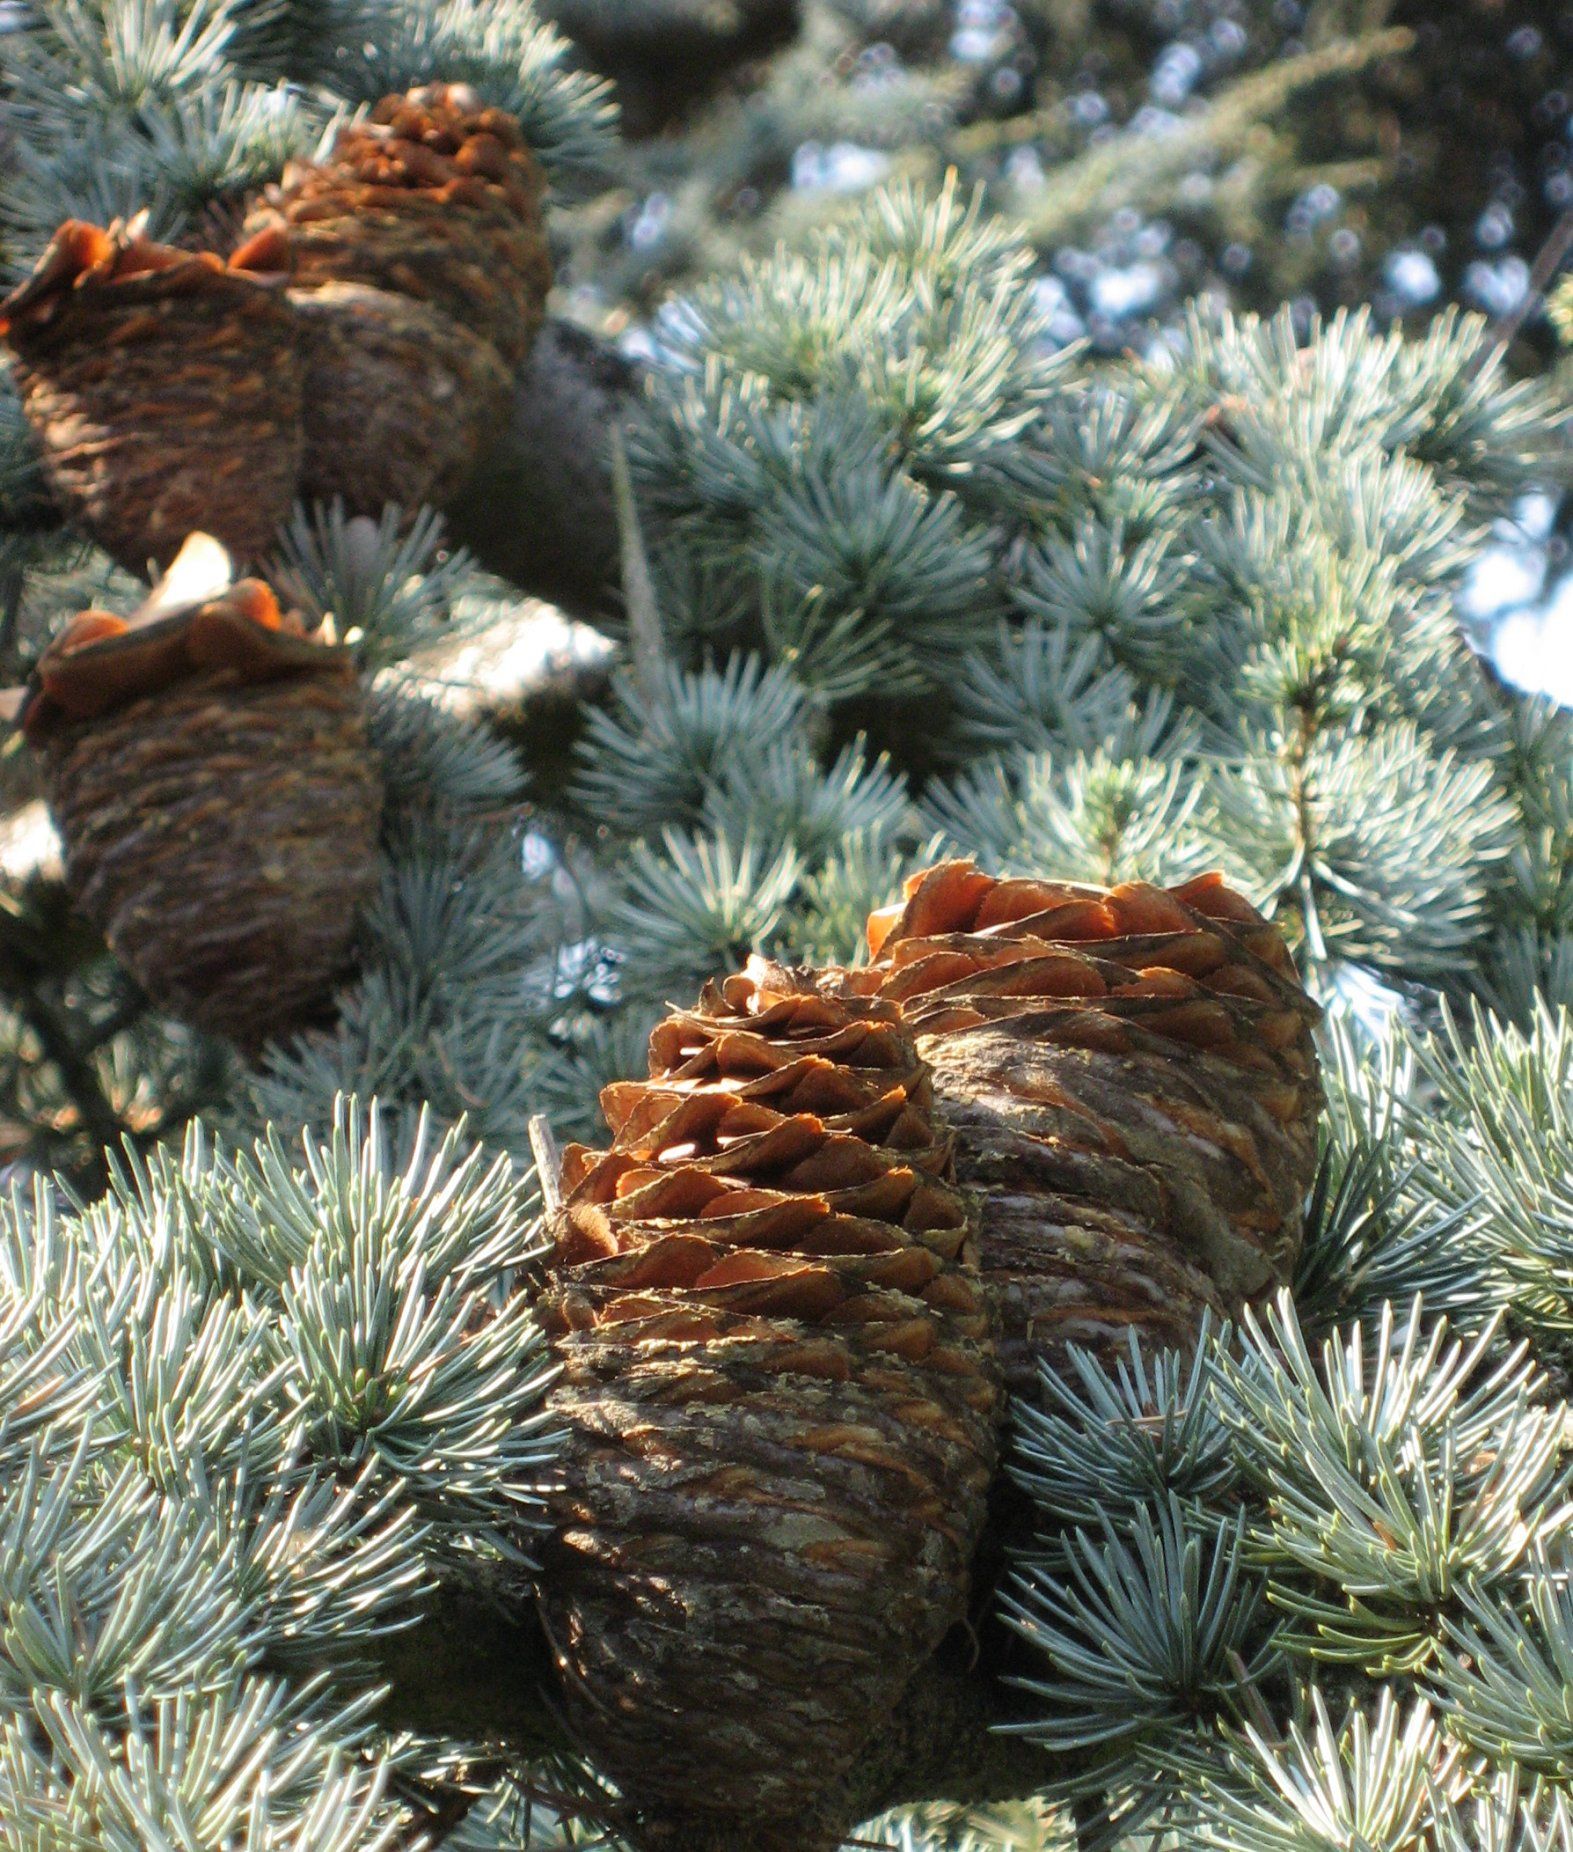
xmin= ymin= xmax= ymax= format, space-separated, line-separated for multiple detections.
xmin=288 ymin=281 xmax=511 ymax=514
xmin=246 ymin=84 xmax=552 ymax=369
xmin=0 ymin=220 xmax=302 ymax=573
xmin=858 ymin=861 xmax=1322 ymax=1389
xmin=541 ymin=965 xmax=1001 ymax=1850
xmin=16 ymin=536 xmax=382 ymax=1049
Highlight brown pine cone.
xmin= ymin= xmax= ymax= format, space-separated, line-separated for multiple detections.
xmin=248 ymin=84 xmax=552 ymax=369
xmin=541 ymin=964 xmax=1002 ymax=1850
xmin=857 ymin=861 xmax=1322 ymax=1389
xmin=288 ymin=282 xmax=511 ymax=515
xmin=0 ymin=221 xmax=302 ymax=574
xmin=21 ymin=568 xmax=381 ymax=1049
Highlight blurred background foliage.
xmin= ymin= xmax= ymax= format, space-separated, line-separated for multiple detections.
xmin=549 ymin=0 xmax=1573 ymax=351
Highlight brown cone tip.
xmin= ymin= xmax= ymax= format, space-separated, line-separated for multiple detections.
xmin=247 ymin=87 xmax=552 ymax=366
xmin=1 ymin=221 xmax=304 ymax=574
xmin=361 ymin=83 xmax=543 ymax=208
xmin=18 ymin=567 xmax=341 ymax=744
xmin=861 ymin=860 xmax=1322 ymax=1384
xmin=271 ymin=84 xmax=544 ymax=218
xmin=0 ymin=218 xmax=287 ymax=340
xmin=543 ymin=961 xmax=1001 ymax=1848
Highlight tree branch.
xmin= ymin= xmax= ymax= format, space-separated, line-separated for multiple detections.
xmin=607 ymin=419 xmax=669 ymax=707
xmin=387 ymin=1775 xmax=483 ymax=1851
xmin=1471 ymin=206 xmax=1573 ymax=376
xmin=0 ymin=908 xmax=125 ymax=1182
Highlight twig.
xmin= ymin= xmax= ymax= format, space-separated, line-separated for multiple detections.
xmin=1072 ymin=1794 xmax=1113 ymax=1852
xmin=1470 ymin=206 xmax=1573 ymax=377
xmin=388 ymin=1758 xmax=517 ymax=1851
xmin=529 ymin=1112 xmax=566 ymax=1218
xmin=607 ymin=419 xmax=669 ymax=707
xmin=0 ymin=551 xmax=27 ymax=669
xmin=388 ymin=1778 xmax=479 ymax=1852
xmin=0 ymin=925 xmax=123 ymax=1178
xmin=511 ymin=1775 xmax=624 ymax=1831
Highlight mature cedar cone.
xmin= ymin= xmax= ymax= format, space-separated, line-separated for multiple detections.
xmin=855 ymin=861 xmax=1322 ymax=1389
xmin=0 ymin=221 xmax=302 ymax=576
xmin=288 ymin=282 xmax=511 ymax=515
xmin=541 ymin=964 xmax=1002 ymax=1851
xmin=14 ymin=537 xmax=381 ymax=1049
xmin=247 ymin=83 xmax=553 ymax=370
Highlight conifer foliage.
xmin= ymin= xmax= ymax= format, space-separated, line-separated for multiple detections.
xmin=0 ymin=0 xmax=1572 ymax=1848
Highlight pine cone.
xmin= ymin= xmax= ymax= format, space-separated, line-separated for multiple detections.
xmin=0 ymin=221 xmax=301 ymax=573
xmin=859 ymin=861 xmax=1322 ymax=1388
xmin=21 ymin=566 xmax=381 ymax=1048
xmin=289 ymin=282 xmax=511 ymax=515
xmin=541 ymin=965 xmax=1002 ymax=1850
xmin=248 ymin=84 xmax=552 ymax=369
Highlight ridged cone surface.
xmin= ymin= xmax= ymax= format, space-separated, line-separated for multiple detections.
xmin=289 ymin=282 xmax=510 ymax=513
xmin=858 ymin=861 xmax=1322 ymax=1386
xmin=247 ymin=84 xmax=552 ymax=368
xmin=32 ymin=597 xmax=381 ymax=1048
xmin=0 ymin=226 xmax=302 ymax=573
xmin=542 ymin=965 xmax=1002 ymax=1850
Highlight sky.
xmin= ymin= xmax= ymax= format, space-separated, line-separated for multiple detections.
xmin=1465 ymin=493 xmax=1573 ymax=705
